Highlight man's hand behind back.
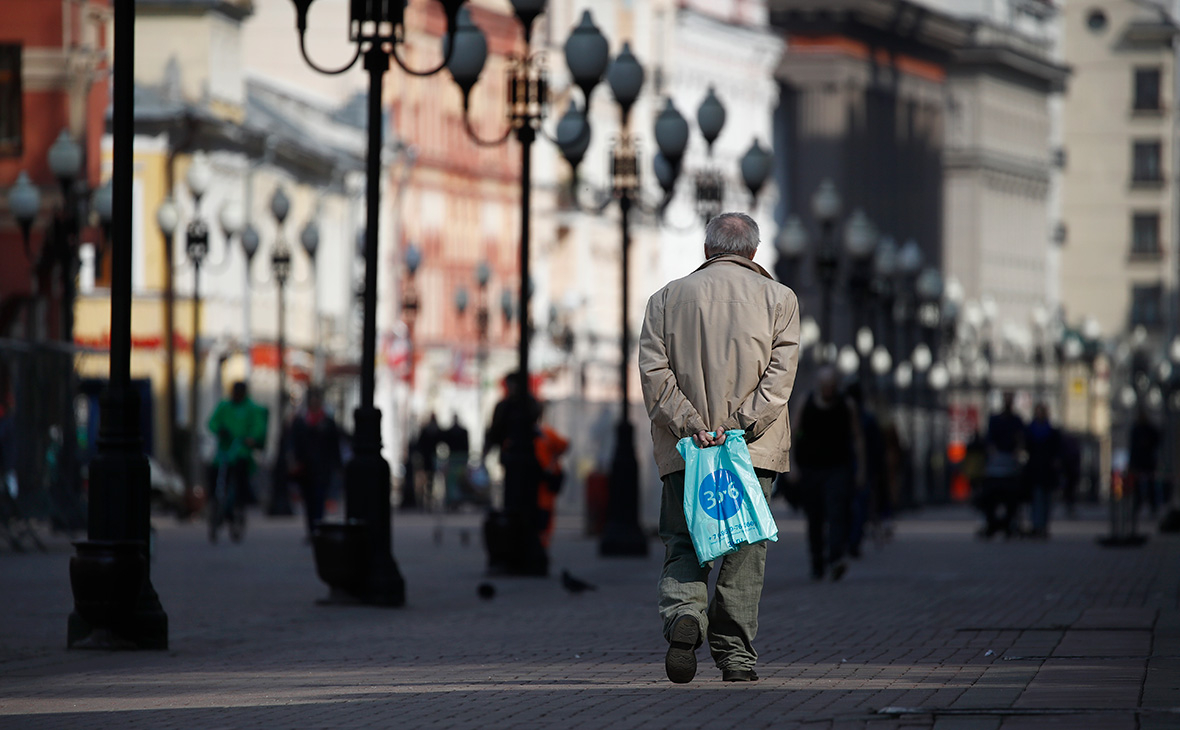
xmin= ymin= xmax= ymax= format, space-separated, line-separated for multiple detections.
xmin=692 ymin=430 xmax=727 ymax=448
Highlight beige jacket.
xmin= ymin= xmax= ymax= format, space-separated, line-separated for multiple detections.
xmin=639 ymin=254 xmax=800 ymax=477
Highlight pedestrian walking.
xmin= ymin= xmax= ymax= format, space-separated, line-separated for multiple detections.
xmin=416 ymin=413 xmax=443 ymax=509
xmin=290 ymin=386 xmax=342 ymax=539
xmin=1022 ymin=402 xmax=1061 ymax=538
xmin=639 ymin=212 xmax=800 ymax=684
xmin=1128 ymin=406 xmax=1163 ymax=517
xmin=795 ymin=368 xmax=866 ymax=581
xmin=207 ymin=381 xmax=268 ymax=543
xmin=442 ymin=416 xmax=470 ymax=510
xmin=533 ymin=404 xmax=569 ymax=549
xmin=976 ymin=391 xmax=1025 ymax=538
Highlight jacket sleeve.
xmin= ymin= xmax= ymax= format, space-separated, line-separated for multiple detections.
xmin=207 ymin=403 xmax=224 ymax=436
xmin=717 ymin=290 xmax=801 ymax=440
xmin=639 ymin=290 xmax=708 ymax=439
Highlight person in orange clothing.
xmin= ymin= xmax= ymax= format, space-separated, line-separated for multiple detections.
xmin=534 ymin=405 xmax=569 ymax=549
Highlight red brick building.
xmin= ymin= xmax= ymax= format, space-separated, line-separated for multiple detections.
xmin=0 ymin=0 xmax=110 ymax=340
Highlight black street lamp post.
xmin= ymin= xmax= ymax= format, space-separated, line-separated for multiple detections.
xmin=476 ymin=260 xmax=491 ymax=462
xmin=775 ymin=215 xmax=807 ymax=286
xmin=299 ymin=215 xmax=322 ymax=381
xmin=397 ymin=244 xmax=421 ymax=511
xmin=915 ymin=266 xmax=943 ymax=504
xmin=843 ymin=209 xmax=876 ymax=387
xmin=156 ymin=198 xmax=181 ymax=478
xmin=871 ymin=236 xmax=898 ymax=402
xmin=45 ymin=131 xmax=85 ymax=529
xmin=268 ymin=186 xmax=294 ymax=517
xmin=183 ymin=153 xmax=212 ymax=499
xmin=68 ymin=0 xmax=168 ymax=650
xmin=447 ymin=2 xmax=610 ymax=575
xmin=596 ymin=44 xmax=648 ymax=556
xmin=811 ymin=179 xmax=841 ymax=356
xmin=289 ymin=0 xmax=463 ymax=605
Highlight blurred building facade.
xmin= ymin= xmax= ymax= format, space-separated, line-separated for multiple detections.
xmin=71 ymin=0 xmax=370 ymax=488
xmin=769 ymin=0 xmax=1065 ymax=399
xmin=1060 ymin=0 xmax=1178 ymax=342
xmin=1058 ymin=0 xmax=1180 ymax=494
xmin=0 ymin=0 xmax=111 ymax=525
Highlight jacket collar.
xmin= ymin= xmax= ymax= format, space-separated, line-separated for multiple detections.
xmin=695 ymin=252 xmax=774 ymax=280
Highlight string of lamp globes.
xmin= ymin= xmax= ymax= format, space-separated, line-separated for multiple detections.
xmin=775 ymin=177 xmax=954 ymax=399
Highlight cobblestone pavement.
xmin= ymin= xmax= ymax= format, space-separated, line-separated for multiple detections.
xmin=0 ymin=502 xmax=1178 ymax=730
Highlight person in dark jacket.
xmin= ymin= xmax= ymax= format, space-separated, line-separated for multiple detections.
xmin=976 ymin=392 xmax=1025 ymax=538
xmin=291 ymin=386 xmax=342 ymax=538
xmin=795 ymin=367 xmax=865 ymax=581
xmin=1128 ymin=407 xmax=1163 ymax=517
xmin=1023 ymin=403 xmax=1061 ymax=538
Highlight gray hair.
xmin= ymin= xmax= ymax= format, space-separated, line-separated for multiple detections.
xmin=704 ymin=212 xmax=760 ymax=257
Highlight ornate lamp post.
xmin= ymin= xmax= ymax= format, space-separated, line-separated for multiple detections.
xmin=649 ymin=86 xmax=773 ymax=224
xmin=872 ymin=236 xmax=898 ymax=391
xmin=590 ymin=44 xmax=649 ymax=556
xmin=475 ymin=260 xmax=491 ymax=459
xmin=268 ymin=185 xmax=294 ymax=517
xmin=182 ymin=152 xmax=213 ymax=496
xmin=156 ymin=198 xmax=180 ymax=476
xmin=844 ymin=209 xmax=876 ymax=385
xmin=68 ymin=0 xmax=168 ymax=649
xmin=810 ymin=179 xmax=841 ymax=353
xmin=47 ymin=131 xmax=87 ymax=523
xmin=396 ymin=243 xmax=422 ymax=511
xmin=775 ymin=215 xmax=807 ymax=285
xmin=299 ymin=215 xmax=322 ymax=381
xmin=448 ymin=3 xmax=611 ymax=574
xmin=287 ymin=0 xmax=464 ymax=605
xmin=218 ymin=201 xmax=248 ymax=372
xmin=403 ymin=243 xmax=421 ymax=385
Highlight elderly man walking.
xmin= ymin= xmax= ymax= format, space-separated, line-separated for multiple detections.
xmin=640 ymin=212 xmax=800 ymax=684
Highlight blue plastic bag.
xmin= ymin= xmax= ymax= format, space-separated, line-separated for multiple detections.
xmin=677 ymin=430 xmax=779 ymax=566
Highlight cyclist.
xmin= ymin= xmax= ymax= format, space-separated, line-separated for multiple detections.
xmin=207 ymin=381 xmax=268 ymax=543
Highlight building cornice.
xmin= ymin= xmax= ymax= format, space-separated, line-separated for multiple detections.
xmin=944 ymin=147 xmax=1051 ymax=186
xmin=769 ymin=0 xmax=972 ymax=56
xmin=952 ymin=45 xmax=1070 ymax=93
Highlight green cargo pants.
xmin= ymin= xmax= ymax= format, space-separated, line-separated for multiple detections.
xmin=658 ymin=469 xmax=775 ymax=672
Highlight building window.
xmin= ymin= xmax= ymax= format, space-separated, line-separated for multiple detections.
xmin=1130 ymin=284 xmax=1164 ymax=329
xmin=1134 ymin=67 xmax=1162 ymax=112
xmin=1132 ymin=140 xmax=1163 ymax=184
xmin=0 ymin=44 xmax=20 ymax=157
xmin=1131 ymin=212 xmax=1161 ymax=256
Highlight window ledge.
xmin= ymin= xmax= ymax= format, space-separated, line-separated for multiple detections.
xmin=1131 ymin=178 xmax=1166 ymax=189
xmin=1128 ymin=250 xmax=1164 ymax=262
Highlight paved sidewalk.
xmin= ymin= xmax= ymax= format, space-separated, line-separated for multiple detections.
xmin=1 ymin=503 xmax=1178 ymax=729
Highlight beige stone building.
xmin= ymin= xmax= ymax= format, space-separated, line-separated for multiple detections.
xmin=1060 ymin=0 xmax=1178 ymax=339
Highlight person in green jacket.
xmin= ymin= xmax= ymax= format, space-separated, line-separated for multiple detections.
xmin=207 ymin=381 xmax=268 ymax=542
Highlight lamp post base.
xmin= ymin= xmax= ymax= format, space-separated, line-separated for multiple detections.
xmin=599 ymin=419 xmax=649 ymax=557
xmin=318 ymin=407 xmax=404 ymax=607
xmin=68 ymin=392 xmax=168 ymax=651
xmin=67 ymin=540 xmax=167 ymax=650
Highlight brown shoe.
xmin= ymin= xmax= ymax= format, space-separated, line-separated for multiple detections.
xmin=665 ymin=615 xmax=699 ymax=684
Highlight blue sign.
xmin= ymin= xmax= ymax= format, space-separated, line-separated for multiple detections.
xmin=698 ymin=468 xmax=743 ymax=520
